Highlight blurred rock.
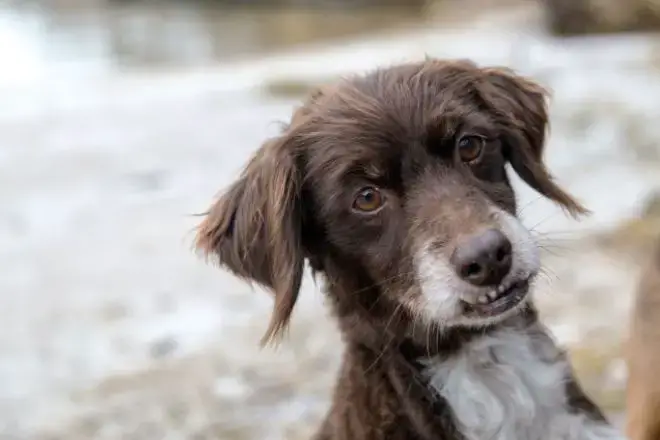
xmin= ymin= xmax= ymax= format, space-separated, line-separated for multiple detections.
xmin=542 ymin=0 xmax=660 ymax=35
xmin=149 ymin=336 xmax=179 ymax=359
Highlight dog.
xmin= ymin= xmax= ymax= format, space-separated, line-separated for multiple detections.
xmin=195 ymin=59 xmax=626 ymax=440
xmin=626 ymin=238 xmax=660 ymax=440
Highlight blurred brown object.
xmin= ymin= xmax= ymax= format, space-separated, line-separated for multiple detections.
xmin=543 ymin=0 xmax=660 ymax=35
xmin=626 ymin=238 xmax=660 ymax=440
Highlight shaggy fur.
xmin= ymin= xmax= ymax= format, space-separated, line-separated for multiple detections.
xmin=195 ymin=59 xmax=625 ymax=439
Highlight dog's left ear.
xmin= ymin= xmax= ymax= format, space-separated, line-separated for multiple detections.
xmin=480 ymin=67 xmax=588 ymax=218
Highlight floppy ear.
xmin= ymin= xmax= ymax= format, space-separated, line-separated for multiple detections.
xmin=195 ymin=136 xmax=304 ymax=345
xmin=480 ymin=67 xmax=588 ymax=218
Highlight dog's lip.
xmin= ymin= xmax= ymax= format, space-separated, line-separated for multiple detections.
xmin=461 ymin=277 xmax=531 ymax=317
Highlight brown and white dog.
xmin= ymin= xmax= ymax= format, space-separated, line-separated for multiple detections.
xmin=627 ymin=238 xmax=660 ymax=440
xmin=196 ymin=59 xmax=626 ymax=440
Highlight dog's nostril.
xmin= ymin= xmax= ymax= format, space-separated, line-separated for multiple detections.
xmin=461 ymin=262 xmax=483 ymax=279
xmin=495 ymin=241 xmax=512 ymax=262
xmin=451 ymin=228 xmax=513 ymax=287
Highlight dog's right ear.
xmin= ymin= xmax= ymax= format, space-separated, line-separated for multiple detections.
xmin=195 ymin=135 xmax=304 ymax=346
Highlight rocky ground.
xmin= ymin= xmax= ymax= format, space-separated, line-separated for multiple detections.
xmin=2 ymin=3 xmax=660 ymax=439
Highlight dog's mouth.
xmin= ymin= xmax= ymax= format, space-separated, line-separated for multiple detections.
xmin=461 ymin=277 xmax=530 ymax=318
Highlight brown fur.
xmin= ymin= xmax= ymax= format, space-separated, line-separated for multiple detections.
xmin=195 ymin=59 xmax=606 ymax=439
xmin=627 ymin=239 xmax=660 ymax=440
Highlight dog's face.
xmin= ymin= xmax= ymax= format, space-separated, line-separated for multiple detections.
xmin=196 ymin=60 xmax=586 ymax=343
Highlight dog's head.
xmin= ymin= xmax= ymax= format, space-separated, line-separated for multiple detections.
xmin=196 ymin=60 xmax=587 ymax=344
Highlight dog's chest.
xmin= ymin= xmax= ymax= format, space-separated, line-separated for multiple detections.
xmin=421 ymin=330 xmax=622 ymax=440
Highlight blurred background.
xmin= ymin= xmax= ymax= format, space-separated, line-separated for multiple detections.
xmin=2 ymin=0 xmax=660 ymax=438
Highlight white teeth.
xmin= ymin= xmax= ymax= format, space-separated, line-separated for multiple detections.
xmin=468 ymin=283 xmax=517 ymax=306
xmin=477 ymin=295 xmax=489 ymax=304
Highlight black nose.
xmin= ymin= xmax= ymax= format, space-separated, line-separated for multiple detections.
xmin=450 ymin=228 xmax=513 ymax=287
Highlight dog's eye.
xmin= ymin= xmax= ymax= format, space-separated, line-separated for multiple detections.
xmin=353 ymin=187 xmax=384 ymax=213
xmin=457 ymin=135 xmax=485 ymax=163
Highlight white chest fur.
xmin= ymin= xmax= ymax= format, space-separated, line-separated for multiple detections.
xmin=421 ymin=329 xmax=625 ymax=440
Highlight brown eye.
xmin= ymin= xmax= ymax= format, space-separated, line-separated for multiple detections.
xmin=457 ymin=135 xmax=485 ymax=163
xmin=353 ymin=187 xmax=384 ymax=213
